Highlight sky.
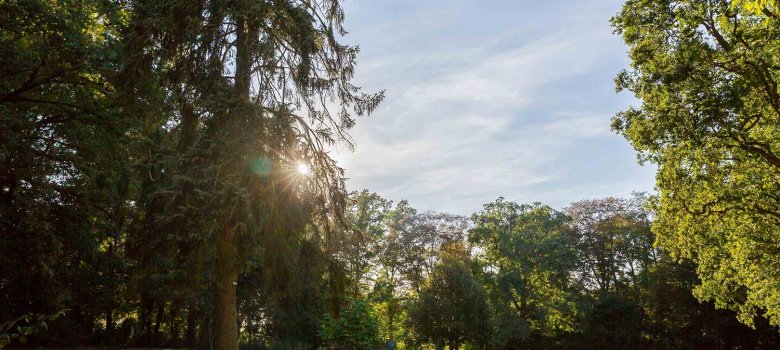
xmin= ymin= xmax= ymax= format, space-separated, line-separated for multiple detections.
xmin=332 ymin=0 xmax=657 ymax=215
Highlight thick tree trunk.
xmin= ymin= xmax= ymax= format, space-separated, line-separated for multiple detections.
xmin=178 ymin=99 xmax=198 ymax=152
xmin=213 ymin=224 xmax=238 ymax=350
xmin=212 ymin=9 xmax=251 ymax=350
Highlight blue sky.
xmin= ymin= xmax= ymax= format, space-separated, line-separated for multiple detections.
xmin=333 ymin=0 xmax=656 ymax=215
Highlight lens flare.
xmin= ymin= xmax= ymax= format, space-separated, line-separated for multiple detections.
xmin=297 ymin=163 xmax=310 ymax=175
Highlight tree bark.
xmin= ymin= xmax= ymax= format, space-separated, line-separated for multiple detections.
xmin=154 ymin=302 xmax=165 ymax=338
xmin=186 ymin=307 xmax=197 ymax=347
xmin=139 ymin=295 xmax=154 ymax=343
xmin=105 ymin=308 xmax=114 ymax=332
xmin=198 ymin=312 xmax=211 ymax=350
xmin=178 ymin=99 xmax=198 ymax=152
xmin=212 ymin=8 xmax=251 ymax=350
xmin=169 ymin=303 xmax=181 ymax=343
xmin=213 ymin=223 xmax=239 ymax=350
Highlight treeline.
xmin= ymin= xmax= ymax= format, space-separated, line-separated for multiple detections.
xmin=329 ymin=191 xmax=780 ymax=349
xmin=4 ymin=0 xmax=780 ymax=349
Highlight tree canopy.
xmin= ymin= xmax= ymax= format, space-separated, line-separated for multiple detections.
xmin=3 ymin=0 xmax=780 ymax=349
xmin=612 ymin=0 xmax=780 ymax=326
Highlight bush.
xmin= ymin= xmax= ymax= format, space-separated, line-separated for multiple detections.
xmin=319 ymin=300 xmax=381 ymax=350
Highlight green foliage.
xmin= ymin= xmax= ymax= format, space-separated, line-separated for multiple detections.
xmin=470 ymin=199 xmax=579 ymax=346
xmin=0 ymin=310 xmax=66 ymax=349
xmin=643 ymin=256 xmax=780 ymax=349
xmin=733 ymin=0 xmax=780 ymax=16
xmin=566 ymin=195 xmax=655 ymax=297
xmin=407 ymin=254 xmax=491 ymax=350
xmin=1 ymin=0 xmax=381 ymax=348
xmin=612 ymin=0 xmax=780 ymax=326
xmin=319 ymin=300 xmax=382 ymax=350
xmin=340 ymin=190 xmax=393 ymax=298
xmin=580 ymin=295 xmax=649 ymax=350
xmin=4 ymin=0 xmax=780 ymax=348
xmin=0 ymin=0 xmax=132 ymax=345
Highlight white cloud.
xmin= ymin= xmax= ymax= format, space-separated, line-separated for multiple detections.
xmin=334 ymin=0 xmax=656 ymax=214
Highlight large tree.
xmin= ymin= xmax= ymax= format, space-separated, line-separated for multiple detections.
xmin=469 ymin=199 xmax=579 ymax=347
xmin=0 ymin=0 xmax=132 ymax=343
xmin=125 ymin=2 xmax=382 ymax=349
xmin=406 ymin=249 xmax=491 ymax=350
xmin=1 ymin=0 xmax=382 ymax=348
xmin=401 ymin=211 xmax=469 ymax=292
xmin=612 ymin=0 xmax=780 ymax=325
xmin=370 ymin=198 xmax=413 ymax=343
xmin=340 ymin=190 xmax=392 ymax=297
xmin=566 ymin=196 xmax=655 ymax=299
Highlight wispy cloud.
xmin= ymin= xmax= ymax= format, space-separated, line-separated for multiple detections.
xmin=337 ymin=0 xmax=656 ymax=214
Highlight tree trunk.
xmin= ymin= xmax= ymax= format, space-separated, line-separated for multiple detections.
xmin=186 ymin=307 xmax=197 ymax=347
xmin=140 ymin=295 xmax=154 ymax=343
xmin=154 ymin=302 xmax=165 ymax=339
xmin=212 ymin=8 xmax=251 ymax=350
xmin=198 ymin=312 xmax=212 ymax=350
xmin=106 ymin=308 xmax=114 ymax=332
xmin=213 ymin=224 xmax=238 ymax=350
xmin=388 ymin=301 xmax=396 ymax=340
xmin=169 ymin=303 xmax=181 ymax=344
xmin=178 ymin=99 xmax=198 ymax=152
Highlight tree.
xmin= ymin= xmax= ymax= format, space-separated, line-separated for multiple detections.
xmin=319 ymin=299 xmax=382 ymax=350
xmin=643 ymin=255 xmax=780 ymax=349
xmin=117 ymin=1 xmax=383 ymax=349
xmin=407 ymin=252 xmax=491 ymax=350
xmin=580 ymin=295 xmax=649 ymax=350
xmin=370 ymin=199 xmax=413 ymax=344
xmin=612 ymin=0 xmax=780 ymax=325
xmin=401 ymin=211 xmax=469 ymax=292
xmin=1 ymin=0 xmax=382 ymax=348
xmin=6 ymin=0 xmax=780 ymax=348
xmin=566 ymin=196 xmax=655 ymax=299
xmin=0 ymin=0 xmax=132 ymax=344
xmin=340 ymin=190 xmax=392 ymax=297
xmin=470 ymin=199 xmax=579 ymax=347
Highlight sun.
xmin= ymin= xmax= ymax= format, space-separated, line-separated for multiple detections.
xmin=296 ymin=162 xmax=311 ymax=175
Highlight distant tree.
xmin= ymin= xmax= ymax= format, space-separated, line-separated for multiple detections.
xmin=402 ymin=212 xmax=469 ymax=292
xmin=373 ymin=200 xmax=416 ymax=342
xmin=566 ymin=196 xmax=655 ymax=299
xmin=612 ymin=0 xmax=780 ymax=326
xmin=341 ymin=190 xmax=392 ymax=298
xmin=470 ymin=199 xmax=579 ymax=347
xmin=319 ymin=299 xmax=382 ymax=350
xmin=563 ymin=196 xmax=658 ymax=349
xmin=368 ymin=201 xmax=468 ymax=346
xmin=407 ymin=253 xmax=491 ymax=350
xmin=580 ymin=295 xmax=649 ymax=350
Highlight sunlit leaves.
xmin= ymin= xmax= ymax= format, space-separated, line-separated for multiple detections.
xmin=612 ymin=0 xmax=780 ymax=326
